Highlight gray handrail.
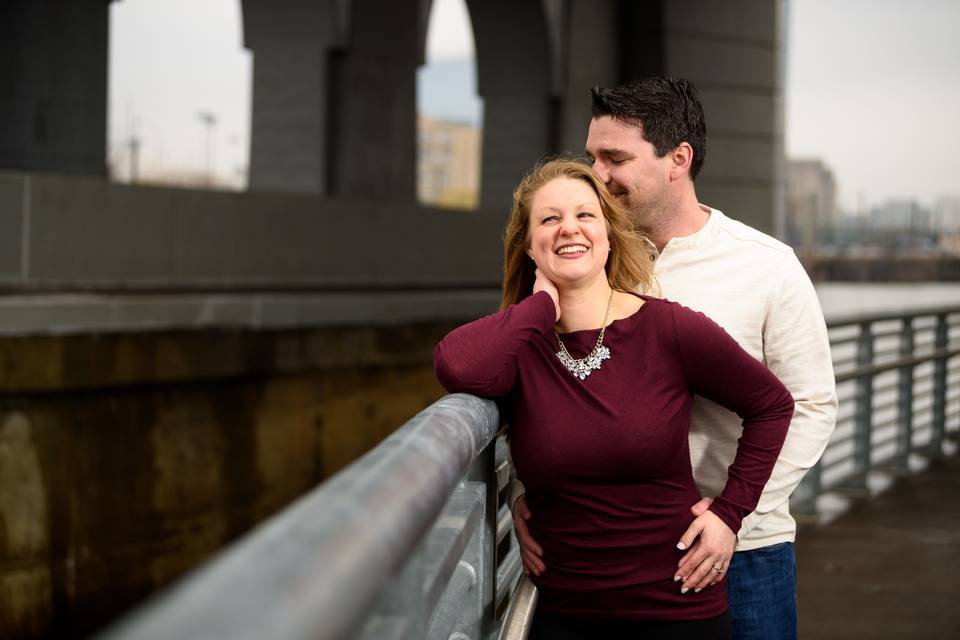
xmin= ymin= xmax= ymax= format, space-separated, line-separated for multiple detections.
xmin=96 ymin=393 xmax=500 ymax=640
xmin=497 ymin=577 xmax=538 ymax=640
xmin=792 ymin=306 xmax=959 ymax=511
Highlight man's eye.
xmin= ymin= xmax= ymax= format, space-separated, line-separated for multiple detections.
xmin=611 ymin=158 xmax=627 ymax=165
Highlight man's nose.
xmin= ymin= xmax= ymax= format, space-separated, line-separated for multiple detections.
xmin=592 ymin=159 xmax=611 ymax=183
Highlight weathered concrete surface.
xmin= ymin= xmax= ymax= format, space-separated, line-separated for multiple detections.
xmin=0 ymin=323 xmax=452 ymax=639
xmin=796 ymin=454 xmax=960 ymax=638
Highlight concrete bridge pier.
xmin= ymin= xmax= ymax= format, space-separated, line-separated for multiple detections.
xmin=242 ymin=0 xmax=420 ymax=200
xmin=241 ymin=0 xmax=343 ymax=194
xmin=467 ymin=0 xmax=554 ymax=210
xmin=0 ymin=0 xmax=109 ymax=176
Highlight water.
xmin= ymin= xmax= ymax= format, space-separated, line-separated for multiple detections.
xmin=815 ymin=282 xmax=960 ymax=319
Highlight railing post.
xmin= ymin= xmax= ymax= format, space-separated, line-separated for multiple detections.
xmin=895 ymin=316 xmax=915 ymax=469
xmin=848 ymin=321 xmax=874 ymax=490
xmin=930 ymin=313 xmax=949 ymax=458
xmin=791 ymin=461 xmax=822 ymax=516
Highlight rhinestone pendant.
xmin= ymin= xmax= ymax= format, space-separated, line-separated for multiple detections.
xmin=556 ymin=344 xmax=611 ymax=380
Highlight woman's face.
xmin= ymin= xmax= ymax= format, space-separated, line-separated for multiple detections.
xmin=527 ymin=177 xmax=610 ymax=287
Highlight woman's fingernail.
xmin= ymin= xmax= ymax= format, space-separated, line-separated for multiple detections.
xmin=673 ymin=575 xmax=681 ymax=583
xmin=681 ymin=587 xmax=689 ymax=594
xmin=676 ymin=542 xmax=686 ymax=550
xmin=695 ymin=588 xmax=702 ymax=593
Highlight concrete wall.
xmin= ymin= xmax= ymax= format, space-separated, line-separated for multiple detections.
xmin=0 ymin=321 xmax=453 ymax=639
xmin=662 ymin=0 xmax=787 ymax=236
xmin=0 ymin=172 xmax=507 ymax=638
xmin=0 ymin=172 xmax=504 ymax=295
xmin=0 ymin=1 xmax=108 ymax=177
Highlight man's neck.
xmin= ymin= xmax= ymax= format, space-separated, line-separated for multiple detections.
xmin=648 ymin=193 xmax=709 ymax=253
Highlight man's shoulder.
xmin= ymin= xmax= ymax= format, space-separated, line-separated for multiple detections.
xmin=709 ymin=209 xmax=795 ymax=261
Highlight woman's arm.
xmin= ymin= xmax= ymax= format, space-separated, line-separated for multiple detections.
xmin=433 ymin=290 xmax=557 ymax=397
xmin=669 ymin=301 xmax=795 ymax=591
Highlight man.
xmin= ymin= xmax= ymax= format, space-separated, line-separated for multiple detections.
xmin=510 ymin=77 xmax=837 ymax=639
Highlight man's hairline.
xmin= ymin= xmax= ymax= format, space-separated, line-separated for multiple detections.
xmin=589 ymin=115 xmax=682 ymax=162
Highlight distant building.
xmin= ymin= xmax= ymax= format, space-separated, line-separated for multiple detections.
xmin=869 ymin=199 xmax=931 ymax=232
xmin=417 ymin=116 xmax=481 ymax=209
xmin=934 ymin=196 xmax=960 ymax=234
xmin=786 ymin=158 xmax=837 ymax=247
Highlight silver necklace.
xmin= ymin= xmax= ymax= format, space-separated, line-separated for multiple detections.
xmin=555 ymin=289 xmax=614 ymax=380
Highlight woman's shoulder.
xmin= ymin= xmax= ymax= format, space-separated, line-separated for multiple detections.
xmin=630 ymin=294 xmax=724 ymax=333
xmin=631 ymin=292 xmax=678 ymax=312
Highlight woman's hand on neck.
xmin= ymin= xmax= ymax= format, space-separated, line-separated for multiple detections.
xmin=554 ymin=272 xmax=612 ymax=334
xmin=533 ymin=268 xmax=561 ymax=322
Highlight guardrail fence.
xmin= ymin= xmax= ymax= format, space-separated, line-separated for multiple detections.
xmin=97 ymin=306 xmax=960 ymax=640
xmin=791 ymin=306 xmax=960 ymax=512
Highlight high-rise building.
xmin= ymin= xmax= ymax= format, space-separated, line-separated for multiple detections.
xmin=417 ymin=116 xmax=481 ymax=209
xmin=869 ymin=199 xmax=931 ymax=233
xmin=934 ymin=196 xmax=960 ymax=234
xmin=786 ymin=158 xmax=837 ymax=247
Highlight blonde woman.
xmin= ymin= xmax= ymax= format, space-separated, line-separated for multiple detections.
xmin=434 ymin=159 xmax=793 ymax=639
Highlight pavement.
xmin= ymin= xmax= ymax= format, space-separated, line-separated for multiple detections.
xmin=796 ymin=453 xmax=960 ymax=639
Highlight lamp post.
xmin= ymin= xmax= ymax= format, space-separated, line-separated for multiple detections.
xmin=197 ymin=111 xmax=218 ymax=188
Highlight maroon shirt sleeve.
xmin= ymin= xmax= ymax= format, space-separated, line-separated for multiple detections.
xmin=668 ymin=302 xmax=794 ymax=535
xmin=434 ymin=291 xmax=557 ymax=397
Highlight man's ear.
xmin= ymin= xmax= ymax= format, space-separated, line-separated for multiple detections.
xmin=669 ymin=142 xmax=694 ymax=181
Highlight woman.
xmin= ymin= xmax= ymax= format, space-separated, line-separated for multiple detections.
xmin=433 ymin=159 xmax=793 ymax=639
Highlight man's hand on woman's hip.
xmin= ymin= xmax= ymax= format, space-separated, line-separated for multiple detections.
xmin=512 ymin=495 xmax=546 ymax=576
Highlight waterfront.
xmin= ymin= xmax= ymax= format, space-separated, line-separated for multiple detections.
xmin=816 ymin=282 xmax=960 ymax=319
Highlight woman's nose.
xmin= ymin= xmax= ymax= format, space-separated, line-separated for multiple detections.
xmin=559 ymin=216 xmax=579 ymax=235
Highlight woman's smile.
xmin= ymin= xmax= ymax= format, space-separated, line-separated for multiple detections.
xmin=527 ymin=177 xmax=610 ymax=285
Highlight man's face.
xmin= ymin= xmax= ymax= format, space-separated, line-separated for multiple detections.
xmin=585 ymin=116 xmax=672 ymax=232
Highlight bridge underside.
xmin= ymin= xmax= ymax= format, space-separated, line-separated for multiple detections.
xmin=0 ymin=1 xmax=789 ymax=638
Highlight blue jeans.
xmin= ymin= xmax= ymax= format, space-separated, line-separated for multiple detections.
xmin=726 ymin=542 xmax=797 ymax=640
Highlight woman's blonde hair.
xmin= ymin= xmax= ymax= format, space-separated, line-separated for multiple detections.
xmin=501 ymin=157 xmax=654 ymax=309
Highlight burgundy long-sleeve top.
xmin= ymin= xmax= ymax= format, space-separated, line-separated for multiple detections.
xmin=434 ymin=292 xmax=793 ymax=620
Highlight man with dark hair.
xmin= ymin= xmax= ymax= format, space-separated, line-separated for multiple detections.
xmin=510 ymin=77 xmax=838 ymax=639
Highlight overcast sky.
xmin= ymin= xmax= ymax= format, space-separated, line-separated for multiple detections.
xmin=109 ymin=0 xmax=959 ymax=210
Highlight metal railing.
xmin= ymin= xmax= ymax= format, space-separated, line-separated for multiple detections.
xmin=791 ymin=305 xmax=960 ymax=512
xmin=97 ymin=305 xmax=960 ymax=640
xmin=95 ymin=393 xmax=517 ymax=640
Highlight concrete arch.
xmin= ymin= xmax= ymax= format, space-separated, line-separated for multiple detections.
xmin=465 ymin=0 xmax=555 ymax=209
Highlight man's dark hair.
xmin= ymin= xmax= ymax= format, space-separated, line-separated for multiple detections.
xmin=591 ymin=77 xmax=707 ymax=180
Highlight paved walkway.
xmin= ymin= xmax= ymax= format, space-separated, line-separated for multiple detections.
xmin=796 ymin=453 xmax=960 ymax=639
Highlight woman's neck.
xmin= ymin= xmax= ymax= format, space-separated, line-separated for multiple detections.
xmin=556 ymin=276 xmax=612 ymax=333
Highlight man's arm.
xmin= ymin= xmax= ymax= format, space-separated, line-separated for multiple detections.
xmin=737 ymin=253 xmax=838 ymax=539
xmin=506 ymin=449 xmax=545 ymax=575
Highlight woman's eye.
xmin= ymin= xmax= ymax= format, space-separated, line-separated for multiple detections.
xmin=578 ymin=212 xmax=596 ymax=219
xmin=542 ymin=215 xmax=559 ymax=223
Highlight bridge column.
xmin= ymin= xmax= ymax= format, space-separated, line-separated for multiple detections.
xmin=0 ymin=0 xmax=108 ymax=176
xmin=328 ymin=0 xmax=420 ymax=200
xmin=243 ymin=0 xmax=419 ymax=200
xmin=467 ymin=0 xmax=554 ymax=210
xmin=242 ymin=0 xmax=343 ymax=194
